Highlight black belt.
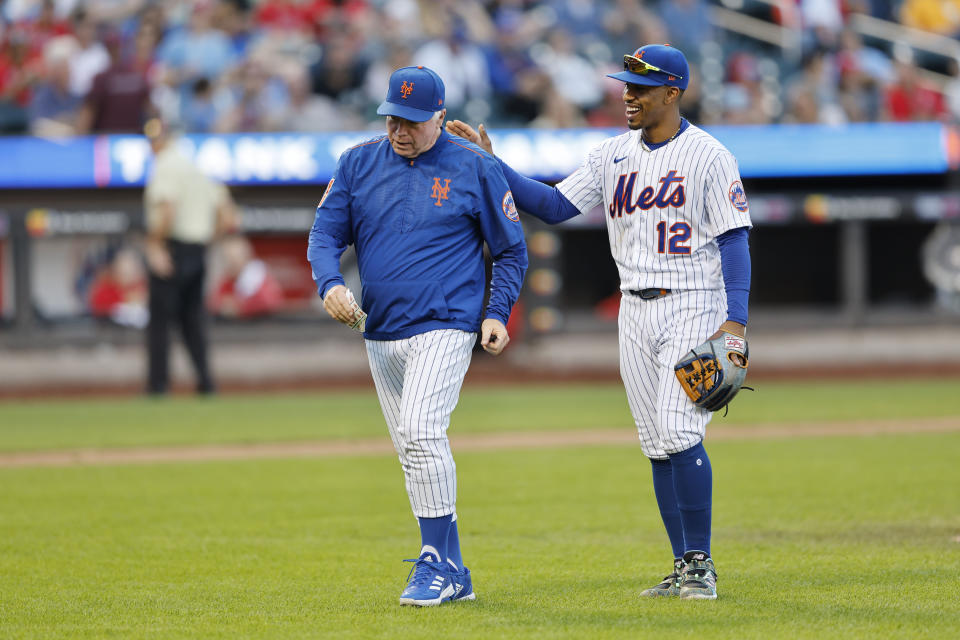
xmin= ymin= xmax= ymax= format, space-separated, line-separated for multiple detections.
xmin=627 ymin=288 xmax=671 ymax=300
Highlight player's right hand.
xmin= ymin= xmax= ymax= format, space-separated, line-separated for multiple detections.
xmin=323 ymin=284 xmax=366 ymax=330
xmin=144 ymin=239 xmax=173 ymax=278
xmin=445 ymin=120 xmax=494 ymax=156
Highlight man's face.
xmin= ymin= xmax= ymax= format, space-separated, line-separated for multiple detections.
xmin=622 ymin=83 xmax=674 ymax=130
xmin=386 ymin=111 xmax=444 ymax=158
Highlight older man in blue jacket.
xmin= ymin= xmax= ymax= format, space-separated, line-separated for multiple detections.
xmin=308 ymin=66 xmax=528 ymax=607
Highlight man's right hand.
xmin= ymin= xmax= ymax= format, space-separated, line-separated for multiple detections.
xmin=145 ymin=238 xmax=173 ymax=278
xmin=445 ymin=120 xmax=495 ymax=156
xmin=323 ymin=284 xmax=366 ymax=329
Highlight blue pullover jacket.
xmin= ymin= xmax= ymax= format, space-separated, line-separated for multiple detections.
xmin=308 ymin=131 xmax=528 ymax=340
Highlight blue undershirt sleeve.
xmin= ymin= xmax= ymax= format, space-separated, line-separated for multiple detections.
xmin=497 ymin=158 xmax=581 ymax=224
xmin=717 ymin=226 xmax=751 ymax=326
xmin=485 ymin=241 xmax=528 ymax=325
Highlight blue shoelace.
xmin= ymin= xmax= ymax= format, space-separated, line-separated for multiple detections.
xmin=403 ymin=557 xmax=446 ymax=589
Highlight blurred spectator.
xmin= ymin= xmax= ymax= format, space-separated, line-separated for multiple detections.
xmin=363 ymin=41 xmax=413 ymax=107
xmin=180 ymin=76 xmax=224 ymax=132
xmin=209 ymin=235 xmax=285 ymax=319
xmin=659 ymin=0 xmax=714 ymax=58
xmin=586 ymin=80 xmax=629 ymax=127
xmin=18 ymin=0 xmax=72 ymax=57
xmin=155 ymin=0 xmax=235 ymax=93
xmin=375 ymin=0 xmax=423 ymax=41
xmin=529 ymin=85 xmax=586 ymax=128
xmin=3 ymin=0 xmax=957 ymax=135
xmin=88 ymin=246 xmax=149 ymax=328
xmin=0 ymin=31 xmax=41 ymax=132
xmin=835 ymin=28 xmax=891 ymax=82
xmin=723 ymin=51 xmax=778 ymax=125
xmin=603 ymin=0 xmax=668 ymax=57
xmin=68 ymin=9 xmax=110 ymax=98
xmin=29 ymin=34 xmax=83 ymax=135
xmin=254 ymin=0 xmax=319 ymax=36
xmin=413 ymin=19 xmax=492 ymax=114
xmin=83 ymin=0 xmax=147 ymax=26
xmin=215 ymin=0 xmax=256 ymax=59
xmin=545 ymin=0 xmax=607 ymax=42
xmin=834 ymin=29 xmax=889 ymax=122
xmin=134 ymin=1 xmax=168 ymax=41
xmin=801 ymin=0 xmax=844 ymax=49
xmin=533 ymin=28 xmax=603 ymax=110
xmin=310 ymin=31 xmax=365 ymax=100
xmin=946 ymin=58 xmax=960 ymax=123
xmin=899 ymin=0 xmax=960 ymax=37
xmin=418 ymin=0 xmax=494 ymax=44
xmin=284 ymin=64 xmax=365 ymax=131
xmin=216 ymin=58 xmax=289 ymax=131
xmin=484 ymin=11 xmax=550 ymax=124
xmin=884 ymin=56 xmax=948 ymax=122
xmin=76 ymin=30 xmax=154 ymax=133
xmin=783 ymin=48 xmax=845 ymax=124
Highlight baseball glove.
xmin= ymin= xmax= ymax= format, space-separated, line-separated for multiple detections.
xmin=674 ymin=332 xmax=749 ymax=412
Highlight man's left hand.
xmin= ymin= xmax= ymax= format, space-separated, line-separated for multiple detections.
xmin=480 ymin=318 xmax=510 ymax=356
xmin=709 ymin=320 xmax=747 ymax=366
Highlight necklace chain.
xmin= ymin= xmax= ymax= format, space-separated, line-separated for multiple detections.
xmin=641 ymin=121 xmax=683 ymax=151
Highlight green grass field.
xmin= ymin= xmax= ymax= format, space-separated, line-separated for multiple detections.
xmin=1 ymin=380 xmax=959 ymax=638
xmin=1 ymin=378 xmax=958 ymax=451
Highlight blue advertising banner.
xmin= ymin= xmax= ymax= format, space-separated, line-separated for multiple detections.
xmin=0 ymin=123 xmax=955 ymax=189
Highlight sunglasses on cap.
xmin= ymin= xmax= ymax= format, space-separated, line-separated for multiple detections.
xmin=623 ymin=54 xmax=684 ymax=80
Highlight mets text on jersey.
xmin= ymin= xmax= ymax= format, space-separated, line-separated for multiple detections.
xmin=609 ymin=170 xmax=686 ymax=217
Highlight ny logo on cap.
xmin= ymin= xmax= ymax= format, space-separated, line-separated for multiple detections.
xmin=400 ymin=81 xmax=414 ymax=99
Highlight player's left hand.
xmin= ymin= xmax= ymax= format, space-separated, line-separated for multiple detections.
xmin=709 ymin=320 xmax=746 ymax=366
xmin=675 ymin=323 xmax=750 ymax=412
xmin=480 ymin=318 xmax=510 ymax=356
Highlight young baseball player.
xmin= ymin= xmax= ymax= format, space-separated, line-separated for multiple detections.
xmin=447 ymin=44 xmax=752 ymax=600
xmin=308 ymin=66 xmax=528 ymax=606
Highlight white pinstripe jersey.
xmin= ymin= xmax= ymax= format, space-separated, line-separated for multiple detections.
xmin=557 ymin=123 xmax=752 ymax=291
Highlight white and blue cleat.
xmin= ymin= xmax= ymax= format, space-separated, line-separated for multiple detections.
xmin=449 ymin=565 xmax=476 ymax=602
xmin=399 ymin=552 xmax=455 ymax=607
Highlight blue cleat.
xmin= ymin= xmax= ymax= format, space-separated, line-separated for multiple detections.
xmin=449 ymin=566 xmax=476 ymax=602
xmin=399 ymin=553 xmax=454 ymax=607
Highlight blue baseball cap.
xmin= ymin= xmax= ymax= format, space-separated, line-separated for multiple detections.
xmin=377 ymin=66 xmax=446 ymax=122
xmin=607 ymin=44 xmax=689 ymax=91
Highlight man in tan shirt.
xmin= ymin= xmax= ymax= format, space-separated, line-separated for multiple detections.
xmin=143 ymin=119 xmax=236 ymax=394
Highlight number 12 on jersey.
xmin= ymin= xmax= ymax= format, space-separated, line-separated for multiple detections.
xmin=656 ymin=221 xmax=691 ymax=254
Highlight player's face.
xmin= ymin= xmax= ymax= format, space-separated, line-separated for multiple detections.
xmin=386 ymin=112 xmax=445 ymax=158
xmin=622 ymin=83 xmax=670 ymax=130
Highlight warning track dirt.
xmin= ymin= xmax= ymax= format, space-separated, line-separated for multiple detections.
xmin=1 ymin=416 xmax=957 ymax=469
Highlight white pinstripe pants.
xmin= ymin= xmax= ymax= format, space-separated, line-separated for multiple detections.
xmin=365 ymin=329 xmax=475 ymax=518
xmin=618 ymin=290 xmax=726 ymax=459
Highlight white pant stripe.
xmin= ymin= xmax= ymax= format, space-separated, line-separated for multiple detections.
xmin=366 ymin=329 xmax=475 ymax=518
xmin=619 ymin=290 xmax=725 ymax=458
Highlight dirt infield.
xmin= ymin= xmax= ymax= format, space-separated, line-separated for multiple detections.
xmin=1 ymin=416 xmax=958 ymax=469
